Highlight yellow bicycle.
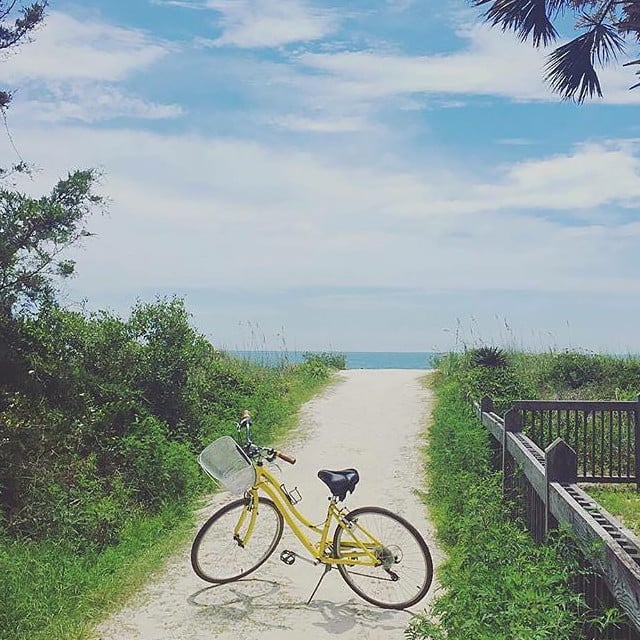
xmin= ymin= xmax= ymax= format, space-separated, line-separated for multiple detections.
xmin=190 ymin=411 xmax=433 ymax=610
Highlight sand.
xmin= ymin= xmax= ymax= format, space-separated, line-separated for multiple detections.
xmin=95 ymin=369 xmax=444 ymax=640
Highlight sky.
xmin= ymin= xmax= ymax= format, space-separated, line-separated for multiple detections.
xmin=1 ymin=0 xmax=639 ymax=353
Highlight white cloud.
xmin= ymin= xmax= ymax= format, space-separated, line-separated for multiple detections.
xmin=270 ymin=114 xmax=372 ymax=132
xmin=295 ymin=25 xmax=551 ymax=102
xmin=13 ymin=85 xmax=184 ymax=123
xmin=0 ymin=12 xmax=171 ymax=83
xmin=5 ymin=123 xmax=639 ymax=304
xmin=203 ymin=0 xmax=337 ymax=48
xmin=292 ymin=24 xmax=640 ymax=106
xmin=0 ymin=11 xmax=179 ymax=123
xmin=473 ymin=141 xmax=640 ymax=211
xmin=150 ymin=0 xmax=206 ymax=7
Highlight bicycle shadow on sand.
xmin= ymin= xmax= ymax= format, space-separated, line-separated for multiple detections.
xmin=188 ymin=579 xmax=414 ymax=635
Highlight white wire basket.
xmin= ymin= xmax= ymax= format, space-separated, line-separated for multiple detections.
xmin=198 ymin=436 xmax=257 ymax=495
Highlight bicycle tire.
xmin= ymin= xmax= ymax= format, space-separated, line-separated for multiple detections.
xmin=333 ymin=506 xmax=433 ymax=609
xmin=191 ymin=496 xmax=283 ymax=583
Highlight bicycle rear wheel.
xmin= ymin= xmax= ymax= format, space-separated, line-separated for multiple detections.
xmin=191 ymin=496 xmax=283 ymax=583
xmin=333 ymin=506 xmax=433 ymax=609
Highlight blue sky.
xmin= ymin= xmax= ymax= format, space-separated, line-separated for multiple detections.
xmin=1 ymin=0 xmax=639 ymax=353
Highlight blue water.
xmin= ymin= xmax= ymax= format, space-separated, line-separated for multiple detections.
xmin=230 ymin=350 xmax=439 ymax=370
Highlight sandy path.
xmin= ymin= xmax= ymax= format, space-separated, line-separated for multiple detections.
xmin=95 ymin=369 xmax=443 ymax=640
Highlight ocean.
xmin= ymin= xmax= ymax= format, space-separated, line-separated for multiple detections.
xmin=230 ymin=350 xmax=440 ymax=370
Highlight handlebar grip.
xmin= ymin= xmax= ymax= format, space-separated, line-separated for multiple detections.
xmin=276 ymin=450 xmax=296 ymax=465
xmin=239 ymin=410 xmax=251 ymax=429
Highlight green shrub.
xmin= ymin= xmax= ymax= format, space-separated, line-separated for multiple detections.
xmin=455 ymin=358 xmax=532 ymax=414
xmin=6 ymin=449 xmax=132 ymax=551
xmin=118 ymin=415 xmax=200 ymax=510
xmin=299 ymin=358 xmax=330 ymax=380
xmin=547 ymin=351 xmax=606 ymax=390
xmin=302 ymin=351 xmax=347 ymax=370
xmin=0 ymin=289 xmax=342 ymax=639
xmin=409 ymin=375 xmax=583 ymax=640
xmin=297 ymin=352 xmax=345 ymax=382
xmin=0 ymin=298 xmax=299 ymax=546
xmin=468 ymin=345 xmax=509 ymax=368
xmin=606 ymin=358 xmax=640 ymax=397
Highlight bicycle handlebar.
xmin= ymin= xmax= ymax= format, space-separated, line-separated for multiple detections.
xmin=237 ymin=410 xmax=296 ymax=465
xmin=276 ymin=450 xmax=296 ymax=465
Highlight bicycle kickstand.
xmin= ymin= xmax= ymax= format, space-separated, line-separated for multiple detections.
xmin=306 ymin=563 xmax=332 ymax=605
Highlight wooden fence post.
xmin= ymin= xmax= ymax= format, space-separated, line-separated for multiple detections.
xmin=635 ymin=394 xmax=640 ymax=490
xmin=502 ymin=408 xmax=522 ymax=495
xmin=480 ymin=396 xmax=494 ymax=414
xmin=545 ymin=438 xmax=577 ymax=537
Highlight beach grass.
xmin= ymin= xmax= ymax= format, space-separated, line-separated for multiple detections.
xmin=586 ymin=484 xmax=640 ymax=537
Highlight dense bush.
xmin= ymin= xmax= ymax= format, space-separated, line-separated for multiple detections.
xmin=546 ymin=351 xmax=608 ymax=390
xmin=302 ymin=351 xmax=347 ymax=373
xmin=442 ymin=348 xmax=640 ymax=410
xmin=117 ymin=415 xmax=200 ymax=510
xmin=411 ymin=351 xmax=637 ymax=639
xmin=505 ymin=351 xmax=640 ymax=401
xmin=1 ymin=295 xmax=341 ymax=640
xmin=0 ymin=296 xmax=335 ymax=552
xmin=408 ymin=373 xmax=584 ymax=640
xmin=442 ymin=350 xmax=533 ymax=414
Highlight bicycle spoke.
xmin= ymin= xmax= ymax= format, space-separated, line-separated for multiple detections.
xmin=191 ymin=497 xmax=283 ymax=583
xmin=334 ymin=506 xmax=433 ymax=609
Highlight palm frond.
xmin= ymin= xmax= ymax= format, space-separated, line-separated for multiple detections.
xmin=471 ymin=0 xmax=558 ymax=46
xmin=623 ymin=56 xmax=640 ymax=88
xmin=569 ymin=0 xmax=616 ymax=13
xmin=473 ymin=0 xmax=568 ymax=16
xmin=545 ymin=30 xmax=602 ymax=101
xmin=617 ymin=1 xmax=640 ymax=41
xmin=592 ymin=20 xmax=626 ymax=64
xmin=546 ymin=0 xmax=573 ymax=15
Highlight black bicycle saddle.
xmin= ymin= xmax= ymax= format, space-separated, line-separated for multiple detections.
xmin=317 ymin=468 xmax=360 ymax=501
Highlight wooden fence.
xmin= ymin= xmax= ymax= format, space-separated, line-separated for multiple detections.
xmin=513 ymin=398 xmax=640 ymax=486
xmin=477 ymin=396 xmax=640 ymax=639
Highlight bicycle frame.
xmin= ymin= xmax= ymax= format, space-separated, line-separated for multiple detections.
xmin=237 ymin=464 xmax=383 ymax=567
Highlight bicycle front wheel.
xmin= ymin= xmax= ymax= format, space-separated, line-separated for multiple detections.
xmin=191 ymin=496 xmax=283 ymax=583
xmin=333 ymin=506 xmax=433 ymax=609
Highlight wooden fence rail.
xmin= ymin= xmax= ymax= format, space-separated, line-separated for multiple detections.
xmin=510 ymin=398 xmax=640 ymax=486
xmin=476 ymin=396 xmax=640 ymax=639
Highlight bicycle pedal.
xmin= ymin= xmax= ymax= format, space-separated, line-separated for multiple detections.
xmin=280 ymin=550 xmax=296 ymax=565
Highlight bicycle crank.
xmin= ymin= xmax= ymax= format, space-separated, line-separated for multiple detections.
xmin=280 ymin=549 xmax=318 ymax=566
